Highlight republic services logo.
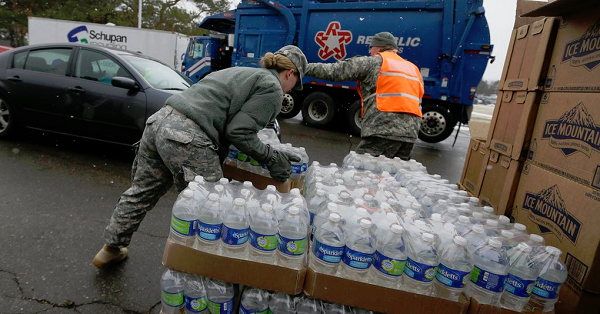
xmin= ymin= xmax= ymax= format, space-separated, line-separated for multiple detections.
xmin=522 ymin=185 xmax=581 ymax=244
xmin=541 ymin=102 xmax=600 ymax=157
xmin=67 ymin=25 xmax=89 ymax=43
xmin=315 ymin=21 xmax=353 ymax=61
xmin=562 ymin=19 xmax=600 ymax=71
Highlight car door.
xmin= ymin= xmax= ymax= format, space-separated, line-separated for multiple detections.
xmin=4 ymin=47 xmax=73 ymax=131
xmin=64 ymin=47 xmax=147 ymax=144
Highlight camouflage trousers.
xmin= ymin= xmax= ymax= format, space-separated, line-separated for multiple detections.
xmin=355 ymin=136 xmax=415 ymax=161
xmin=104 ymin=105 xmax=223 ymax=247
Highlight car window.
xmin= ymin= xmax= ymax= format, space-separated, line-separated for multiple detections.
xmin=76 ymin=49 xmax=132 ymax=84
xmin=12 ymin=51 xmax=28 ymax=69
xmin=122 ymin=54 xmax=191 ymax=90
xmin=23 ymin=48 xmax=71 ymax=75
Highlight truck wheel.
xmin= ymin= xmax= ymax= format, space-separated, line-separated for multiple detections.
xmin=278 ymin=91 xmax=302 ymax=119
xmin=419 ymin=104 xmax=457 ymax=143
xmin=346 ymin=100 xmax=362 ymax=136
xmin=0 ymin=96 xmax=15 ymax=139
xmin=302 ymin=92 xmax=336 ymax=127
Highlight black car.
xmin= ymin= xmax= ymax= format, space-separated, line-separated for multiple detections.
xmin=0 ymin=43 xmax=280 ymax=145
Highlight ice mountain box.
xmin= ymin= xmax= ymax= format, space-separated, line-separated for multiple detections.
xmin=460 ymin=139 xmax=489 ymax=196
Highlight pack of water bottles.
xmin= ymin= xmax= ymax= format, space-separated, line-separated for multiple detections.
xmin=160 ymin=267 xmax=380 ymax=314
xmin=224 ymin=129 xmax=309 ymax=189
xmin=302 ymin=151 xmax=568 ymax=313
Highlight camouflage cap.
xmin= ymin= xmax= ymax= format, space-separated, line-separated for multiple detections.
xmin=275 ymin=45 xmax=308 ymax=91
xmin=371 ymin=32 xmax=398 ymax=50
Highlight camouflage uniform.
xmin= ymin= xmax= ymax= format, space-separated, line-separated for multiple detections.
xmin=306 ymin=54 xmax=421 ymax=160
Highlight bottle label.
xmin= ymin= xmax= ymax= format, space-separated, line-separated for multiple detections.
xmin=239 ymin=305 xmax=269 ymax=314
xmin=309 ymin=212 xmax=315 ymax=226
xmin=249 ymin=230 xmax=278 ymax=252
xmin=302 ymin=162 xmax=308 ymax=173
xmin=208 ymin=298 xmax=234 ymax=314
xmin=504 ymin=274 xmax=536 ymax=298
xmin=227 ymin=147 xmax=238 ymax=158
xmin=312 ymin=240 xmax=344 ymax=264
xmin=373 ymin=251 xmax=406 ymax=276
xmin=171 ymin=215 xmax=195 ymax=237
xmin=404 ymin=257 xmax=437 ymax=282
xmin=197 ymin=221 xmax=222 ymax=241
xmin=469 ymin=265 xmax=507 ymax=293
xmin=221 ymin=225 xmax=249 ymax=246
xmin=162 ymin=289 xmax=184 ymax=307
xmin=291 ymin=163 xmax=302 ymax=174
xmin=343 ymin=247 xmax=374 ymax=270
xmin=237 ymin=152 xmax=250 ymax=163
xmin=532 ymin=278 xmax=562 ymax=299
xmin=185 ymin=295 xmax=208 ymax=313
xmin=435 ymin=264 xmax=470 ymax=289
xmin=250 ymin=158 xmax=261 ymax=166
xmin=277 ymin=234 xmax=307 ymax=256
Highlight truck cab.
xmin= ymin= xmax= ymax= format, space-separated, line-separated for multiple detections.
xmin=182 ymin=36 xmax=233 ymax=83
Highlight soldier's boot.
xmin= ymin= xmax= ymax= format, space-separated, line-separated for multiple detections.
xmin=92 ymin=244 xmax=128 ymax=269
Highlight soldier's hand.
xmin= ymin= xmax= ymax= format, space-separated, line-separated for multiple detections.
xmin=266 ymin=150 xmax=301 ymax=182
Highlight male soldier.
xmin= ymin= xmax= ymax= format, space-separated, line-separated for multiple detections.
xmin=306 ymin=31 xmax=424 ymax=160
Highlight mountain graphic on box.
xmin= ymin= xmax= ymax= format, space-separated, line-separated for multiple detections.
xmin=582 ymin=19 xmax=600 ymax=40
xmin=558 ymin=103 xmax=596 ymax=128
xmin=536 ymin=185 xmax=568 ymax=215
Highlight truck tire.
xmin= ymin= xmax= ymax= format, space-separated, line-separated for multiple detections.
xmin=346 ymin=100 xmax=362 ymax=136
xmin=302 ymin=92 xmax=336 ymax=127
xmin=419 ymin=103 xmax=457 ymax=143
xmin=278 ymin=91 xmax=302 ymax=119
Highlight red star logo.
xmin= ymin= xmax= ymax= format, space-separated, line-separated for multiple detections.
xmin=315 ymin=22 xmax=353 ymax=61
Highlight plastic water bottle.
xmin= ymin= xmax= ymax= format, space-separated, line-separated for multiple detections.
xmin=239 ymin=287 xmax=269 ymax=314
xmin=310 ymin=212 xmax=346 ymax=275
xmin=529 ymin=246 xmax=568 ymax=312
xmin=483 ymin=219 xmax=500 ymax=237
xmin=277 ymin=206 xmax=308 ymax=269
xmin=463 ymin=225 xmax=487 ymax=254
xmin=170 ymin=190 xmax=197 ymax=247
xmin=184 ymin=274 xmax=208 ymax=314
xmin=321 ymin=302 xmax=352 ymax=314
xmin=249 ymin=203 xmax=278 ymax=263
xmin=311 ymin=202 xmax=339 ymax=242
xmin=340 ymin=219 xmax=376 ymax=280
xmin=433 ymin=236 xmax=473 ymax=301
xmin=499 ymin=230 xmax=518 ymax=252
xmin=453 ymin=216 xmax=472 ymax=237
xmin=195 ymin=193 xmax=222 ymax=254
xmin=295 ymin=295 xmax=321 ymax=314
xmin=225 ymin=145 xmax=239 ymax=168
xmin=524 ymin=234 xmax=546 ymax=255
xmin=500 ymin=243 xmax=538 ymax=312
xmin=161 ymin=269 xmax=185 ymax=314
xmin=467 ymin=238 xmax=510 ymax=306
xmin=307 ymin=189 xmax=327 ymax=226
xmin=268 ymin=292 xmax=294 ymax=314
xmin=511 ymin=223 xmax=527 ymax=237
xmin=370 ymin=224 xmax=407 ymax=289
xmin=403 ymin=232 xmax=439 ymax=295
xmin=221 ymin=198 xmax=249 ymax=259
xmin=205 ymin=279 xmax=235 ymax=314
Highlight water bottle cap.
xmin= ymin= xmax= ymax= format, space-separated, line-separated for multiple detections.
xmin=459 ymin=203 xmax=471 ymax=209
xmin=182 ymin=190 xmax=194 ymax=198
xmin=364 ymin=195 xmax=374 ymax=201
xmin=330 ymin=163 xmax=338 ymax=167
xmin=219 ymin=178 xmax=229 ymax=185
xmin=545 ymin=246 xmax=562 ymax=256
xmin=439 ymin=200 xmax=448 ymax=204
xmin=194 ymin=175 xmax=205 ymax=183
xmin=447 ymin=207 xmax=458 ymax=214
xmin=391 ymin=224 xmax=404 ymax=234
xmin=489 ymin=238 xmax=502 ymax=248
xmin=486 ymin=219 xmax=498 ymax=227
xmin=454 ymin=236 xmax=467 ymax=246
xmin=352 ymin=175 xmax=362 ymax=181
xmin=316 ymin=189 xmax=325 ymax=196
xmin=329 ymin=212 xmax=341 ymax=222
xmin=357 ymin=208 xmax=368 ymax=216
xmin=473 ymin=225 xmax=485 ymax=233
xmin=444 ymin=223 xmax=456 ymax=232
xmin=470 ymin=197 xmax=480 ymax=203
xmin=458 ymin=190 xmax=468 ymax=196
xmin=381 ymin=202 xmax=391 ymax=210
xmin=432 ymin=174 xmax=441 ymax=179
xmin=234 ymin=198 xmax=246 ymax=206
xmin=501 ymin=230 xmax=514 ymax=238
xmin=530 ymin=234 xmax=544 ymax=244
xmin=327 ymin=203 xmax=338 ymax=211
xmin=293 ymin=198 xmax=303 ymax=205
xmin=347 ymin=165 xmax=356 ymax=170
xmin=288 ymin=206 xmax=299 ymax=215
xmin=262 ymin=203 xmax=274 ymax=211
xmin=415 ymin=220 xmax=427 ymax=227
xmin=335 ymin=179 xmax=344 ymax=185
xmin=498 ymin=215 xmax=510 ymax=225
xmin=382 ymin=171 xmax=391 ymax=177
xmin=188 ymin=181 xmax=199 ymax=189
xmin=517 ymin=242 xmax=532 ymax=252
xmin=291 ymin=188 xmax=301 ymax=196
xmin=354 ymin=199 xmax=365 ymax=206
xmin=483 ymin=206 xmax=495 ymax=214
xmin=243 ymin=181 xmax=253 ymax=188
xmin=473 ymin=212 xmax=484 ymax=219
xmin=340 ymin=191 xmax=351 ymax=199
xmin=431 ymin=213 xmax=443 ymax=222
xmin=406 ymin=209 xmax=416 ymax=216
xmin=441 ymin=179 xmax=450 ymax=184
xmin=359 ymin=219 xmax=372 ymax=228
xmin=208 ymin=193 xmax=220 ymax=201
xmin=412 ymin=203 xmax=422 ymax=210
xmin=313 ymin=161 xmax=320 ymax=166
xmin=266 ymin=185 xmax=276 ymax=192
xmin=422 ymin=233 xmax=434 ymax=242
xmin=458 ymin=216 xmax=470 ymax=223
xmin=514 ymin=223 xmax=527 ymax=231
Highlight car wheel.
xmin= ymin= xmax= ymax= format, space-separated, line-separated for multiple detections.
xmin=419 ymin=103 xmax=457 ymax=143
xmin=278 ymin=91 xmax=302 ymax=119
xmin=302 ymin=92 xmax=336 ymax=127
xmin=346 ymin=100 xmax=362 ymax=136
xmin=0 ymin=97 xmax=15 ymax=138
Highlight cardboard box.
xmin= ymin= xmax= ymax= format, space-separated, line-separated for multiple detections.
xmin=555 ymin=278 xmax=600 ymax=314
xmin=162 ymin=240 xmax=306 ymax=295
xmin=222 ymin=163 xmax=292 ymax=193
xmin=499 ymin=18 xmax=559 ymax=91
xmin=487 ymin=90 xmax=541 ymax=160
xmin=466 ymin=299 xmax=533 ymax=314
xmin=469 ymin=119 xmax=491 ymax=141
xmin=527 ymin=92 xmax=600 ymax=191
xmin=523 ymin=1 xmax=600 ymax=93
xmin=303 ymin=267 xmax=470 ymax=314
xmin=478 ymin=150 xmax=523 ymax=216
xmin=460 ymin=139 xmax=489 ymax=196
xmin=514 ymin=0 xmax=552 ymax=30
xmin=512 ymin=163 xmax=600 ymax=293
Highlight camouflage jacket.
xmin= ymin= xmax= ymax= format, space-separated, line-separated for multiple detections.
xmin=306 ymin=54 xmax=421 ymax=143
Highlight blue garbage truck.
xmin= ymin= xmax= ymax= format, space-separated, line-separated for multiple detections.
xmin=182 ymin=0 xmax=493 ymax=143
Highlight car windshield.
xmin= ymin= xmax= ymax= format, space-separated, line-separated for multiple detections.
xmin=121 ymin=54 xmax=191 ymax=90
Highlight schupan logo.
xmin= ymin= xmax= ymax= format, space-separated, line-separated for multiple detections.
xmin=522 ymin=185 xmax=581 ymax=244
xmin=562 ymin=19 xmax=600 ymax=71
xmin=541 ymin=102 xmax=600 ymax=157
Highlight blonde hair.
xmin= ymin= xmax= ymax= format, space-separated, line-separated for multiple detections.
xmin=260 ymin=52 xmax=298 ymax=74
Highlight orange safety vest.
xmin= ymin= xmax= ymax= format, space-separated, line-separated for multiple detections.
xmin=358 ymin=51 xmax=424 ymax=117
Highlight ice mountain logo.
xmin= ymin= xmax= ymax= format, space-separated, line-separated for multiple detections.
xmin=541 ymin=102 xmax=600 ymax=157
xmin=562 ymin=19 xmax=600 ymax=71
xmin=522 ymin=185 xmax=581 ymax=244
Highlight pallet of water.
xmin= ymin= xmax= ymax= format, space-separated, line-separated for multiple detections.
xmin=163 ymin=177 xmax=311 ymax=295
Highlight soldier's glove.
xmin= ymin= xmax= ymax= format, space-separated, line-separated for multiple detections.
xmin=266 ymin=149 xmax=302 ymax=182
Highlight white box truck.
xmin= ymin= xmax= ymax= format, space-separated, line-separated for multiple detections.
xmin=28 ymin=17 xmax=190 ymax=71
